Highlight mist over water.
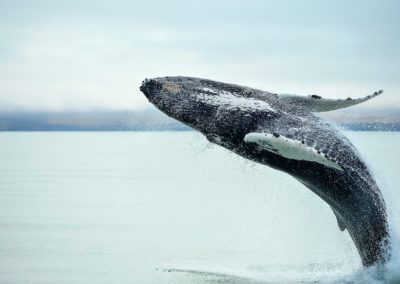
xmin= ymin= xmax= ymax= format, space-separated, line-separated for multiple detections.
xmin=0 ymin=131 xmax=399 ymax=283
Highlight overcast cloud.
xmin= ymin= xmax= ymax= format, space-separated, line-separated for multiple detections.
xmin=0 ymin=0 xmax=399 ymax=111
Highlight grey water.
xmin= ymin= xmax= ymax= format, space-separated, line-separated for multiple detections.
xmin=0 ymin=131 xmax=399 ymax=283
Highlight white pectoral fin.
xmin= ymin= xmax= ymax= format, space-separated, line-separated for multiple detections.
xmin=278 ymin=90 xmax=383 ymax=112
xmin=244 ymin=132 xmax=343 ymax=171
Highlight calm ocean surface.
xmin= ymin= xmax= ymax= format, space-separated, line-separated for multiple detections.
xmin=0 ymin=131 xmax=399 ymax=283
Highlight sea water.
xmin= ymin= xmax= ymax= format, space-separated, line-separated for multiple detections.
xmin=0 ymin=131 xmax=399 ymax=283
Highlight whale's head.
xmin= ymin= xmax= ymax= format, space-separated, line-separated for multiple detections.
xmin=140 ymin=76 xmax=278 ymax=146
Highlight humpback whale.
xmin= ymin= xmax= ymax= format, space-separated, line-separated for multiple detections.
xmin=140 ymin=76 xmax=389 ymax=267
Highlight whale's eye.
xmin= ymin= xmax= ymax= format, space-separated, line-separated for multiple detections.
xmin=163 ymin=82 xmax=181 ymax=94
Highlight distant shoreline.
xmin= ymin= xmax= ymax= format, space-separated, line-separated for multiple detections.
xmin=1 ymin=110 xmax=399 ymax=132
xmin=1 ymin=124 xmax=399 ymax=132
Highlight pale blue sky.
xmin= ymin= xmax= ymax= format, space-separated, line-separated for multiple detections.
xmin=0 ymin=0 xmax=399 ymax=111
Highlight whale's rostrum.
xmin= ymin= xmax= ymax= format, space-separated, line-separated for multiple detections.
xmin=140 ymin=76 xmax=389 ymax=267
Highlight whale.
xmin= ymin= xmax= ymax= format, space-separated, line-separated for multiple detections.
xmin=140 ymin=76 xmax=389 ymax=267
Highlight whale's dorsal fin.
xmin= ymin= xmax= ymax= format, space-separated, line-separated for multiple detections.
xmin=331 ymin=207 xmax=346 ymax=231
xmin=277 ymin=90 xmax=383 ymax=112
xmin=244 ymin=132 xmax=343 ymax=171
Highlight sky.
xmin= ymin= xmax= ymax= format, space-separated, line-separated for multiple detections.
xmin=0 ymin=0 xmax=399 ymax=111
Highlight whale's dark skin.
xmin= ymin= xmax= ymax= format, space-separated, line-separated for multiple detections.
xmin=140 ymin=76 xmax=389 ymax=267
